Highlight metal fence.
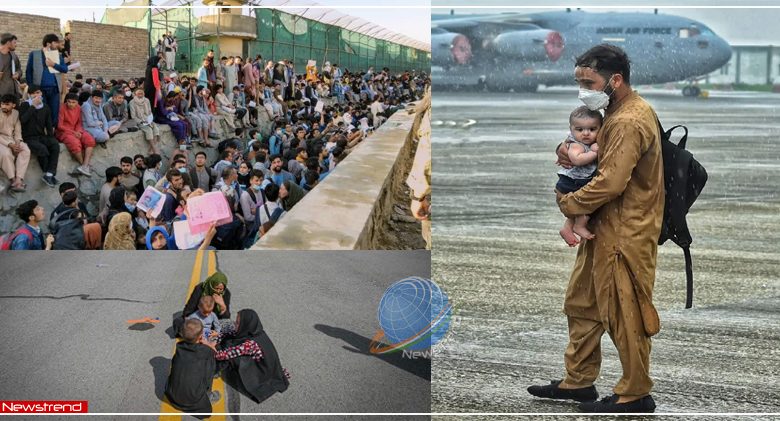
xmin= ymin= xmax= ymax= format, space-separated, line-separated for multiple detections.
xmin=102 ymin=1 xmax=430 ymax=74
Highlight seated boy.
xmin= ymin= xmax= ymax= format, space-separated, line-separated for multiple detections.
xmin=186 ymin=296 xmax=221 ymax=342
xmin=164 ymin=319 xmax=220 ymax=417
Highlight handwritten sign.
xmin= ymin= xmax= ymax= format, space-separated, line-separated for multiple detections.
xmin=314 ymin=101 xmax=324 ymax=113
xmin=137 ymin=186 xmax=165 ymax=218
xmin=186 ymin=191 xmax=233 ymax=234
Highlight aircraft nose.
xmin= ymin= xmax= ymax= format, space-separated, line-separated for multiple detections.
xmin=712 ymin=36 xmax=732 ymax=67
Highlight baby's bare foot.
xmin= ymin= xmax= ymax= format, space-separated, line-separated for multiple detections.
xmin=560 ymin=226 xmax=580 ymax=247
xmin=573 ymin=224 xmax=595 ymax=240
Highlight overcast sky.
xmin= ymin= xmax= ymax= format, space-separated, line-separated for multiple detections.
xmin=431 ymin=2 xmax=780 ymax=45
xmin=1 ymin=0 xmax=431 ymax=45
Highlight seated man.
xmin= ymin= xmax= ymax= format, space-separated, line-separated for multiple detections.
xmin=287 ymin=147 xmax=307 ymax=181
xmin=266 ymin=154 xmax=294 ymax=187
xmin=133 ymin=154 xmax=146 ymax=177
xmin=155 ymin=157 xmax=192 ymax=193
xmin=82 ymin=90 xmax=118 ymax=148
xmin=190 ymin=151 xmax=215 ymax=193
xmin=159 ymin=168 xmax=186 ymax=224
xmin=119 ymin=156 xmax=142 ymax=197
xmin=18 ymin=85 xmax=60 ymax=187
xmin=229 ymin=85 xmax=250 ymax=127
xmin=102 ymin=89 xmax=138 ymax=134
xmin=0 ymin=94 xmax=31 ymax=192
xmin=51 ymin=181 xmax=90 ymax=222
xmin=99 ymin=166 xmax=122 ymax=217
xmin=129 ymin=88 xmax=161 ymax=154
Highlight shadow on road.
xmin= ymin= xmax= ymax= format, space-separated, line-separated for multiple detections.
xmin=165 ymin=311 xmax=183 ymax=339
xmin=149 ymin=356 xmax=171 ymax=401
xmin=314 ymin=324 xmax=431 ymax=381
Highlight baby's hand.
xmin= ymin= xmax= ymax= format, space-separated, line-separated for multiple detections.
xmin=209 ymin=330 xmax=219 ymax=339
xmin=591 ymin=143 xmax=599 ymax=153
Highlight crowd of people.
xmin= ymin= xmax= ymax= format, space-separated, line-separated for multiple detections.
xmin=0 ymin=30 xmax=430 ymax=250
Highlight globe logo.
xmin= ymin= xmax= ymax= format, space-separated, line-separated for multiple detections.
xmin=369 ymin=277 xmax=452 ymax=354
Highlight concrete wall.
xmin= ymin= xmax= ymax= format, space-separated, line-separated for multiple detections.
xmin=64 ymin=20 xmax=148 ymax=81
xmin=0 ymin=11 xmax=61 ymax=71
xmin=251 ymin=110 xmax=417 ymax=250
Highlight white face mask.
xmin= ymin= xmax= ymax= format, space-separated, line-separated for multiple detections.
xmin=578 ymin=76 xmax=614 ymax=111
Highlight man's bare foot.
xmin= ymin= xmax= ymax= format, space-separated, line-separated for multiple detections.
xmin=573 ymin=223 xmax=595 ymax=240
xmin=560 ymin=226 xmax=580 ymax=247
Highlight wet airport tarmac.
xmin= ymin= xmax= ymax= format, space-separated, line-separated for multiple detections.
xmin=431 ymin=89 xmax=780 ymax=416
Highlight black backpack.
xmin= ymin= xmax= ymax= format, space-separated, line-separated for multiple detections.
xmin=657 ymin=121 xmax=708 ymax=309
xmin=50 ymin=208 xmax=86 ymax=250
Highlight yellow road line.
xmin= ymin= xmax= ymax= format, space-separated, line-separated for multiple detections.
xmin=206 ymin=250 xmax=227 ymax=420
xmin=159 ymin=249 xmax=228 ymax=420
xmin=158 ymin=249 xmax=203 ymax=421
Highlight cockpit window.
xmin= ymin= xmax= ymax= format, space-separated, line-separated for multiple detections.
xmin=679 ymin=25 xmax=702 ymax=38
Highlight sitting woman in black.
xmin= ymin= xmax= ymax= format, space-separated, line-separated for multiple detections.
xmin=210 ymin=309 xmax=290 ymax=403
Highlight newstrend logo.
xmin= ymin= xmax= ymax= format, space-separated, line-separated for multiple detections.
xmin=0 ymin=401 xmax=88 ymax=413
xmin=369 ymin=277 xmax=452 ymax=356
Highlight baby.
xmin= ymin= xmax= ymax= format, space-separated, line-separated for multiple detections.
xmin=556 ymin=106 xmax=603 ymax=246
xmin=186 ymin=295 xmax=221 ymax=342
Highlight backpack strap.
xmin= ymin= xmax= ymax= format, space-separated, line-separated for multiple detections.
xmin=15 ymin=226 xmax=34 ymax=243
xmin=262 ymin=200 xmax=272 ymax=221
xmin=684 ymin=246 xmax=693 ymax=309
xmin=657 ymin=118 xmax=689 ymax=149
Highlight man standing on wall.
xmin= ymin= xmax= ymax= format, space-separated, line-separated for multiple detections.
xmin=63 ymin=32 xmax=72 ymax=62
xmin=0 ymin=33 xmax=22 ymax=102
xmin=164 ymin=31 xmax=176 ymax=72
xmin=26 ymin=33 xmax=68 ymax=127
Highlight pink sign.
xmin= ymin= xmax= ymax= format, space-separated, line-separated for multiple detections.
xmin=186 ymin=191 xmax=233 ymax=234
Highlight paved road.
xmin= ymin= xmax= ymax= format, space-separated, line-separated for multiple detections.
xmin=432 ymin=89 xmax=780 ymax=417
xmin=0 ymin=251 xmax=431 ymax=418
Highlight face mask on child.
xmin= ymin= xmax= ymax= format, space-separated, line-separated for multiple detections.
xmin=125 ymin=203 xmax=136 ymax=212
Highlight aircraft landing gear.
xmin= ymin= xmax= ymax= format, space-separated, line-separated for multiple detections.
xmin=476 ymin=76 xmax=487 ymax=91
xmin=682 ymin=85 xmax=701 ymax=97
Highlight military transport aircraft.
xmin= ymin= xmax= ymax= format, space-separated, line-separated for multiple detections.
xmin=432 ymin=9 xmax=732 ymax=96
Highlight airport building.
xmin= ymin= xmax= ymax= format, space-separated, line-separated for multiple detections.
xmin=706 ymin=44 xmax=780 ymax=86
xmin=102 ymin=0 xmax=431 ymax=73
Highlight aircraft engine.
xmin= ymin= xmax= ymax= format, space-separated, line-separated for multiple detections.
xmin=490 ymin=30 xmax=564 ymax=62
xmin=432 ymin=33 xmax=473 ymax=66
